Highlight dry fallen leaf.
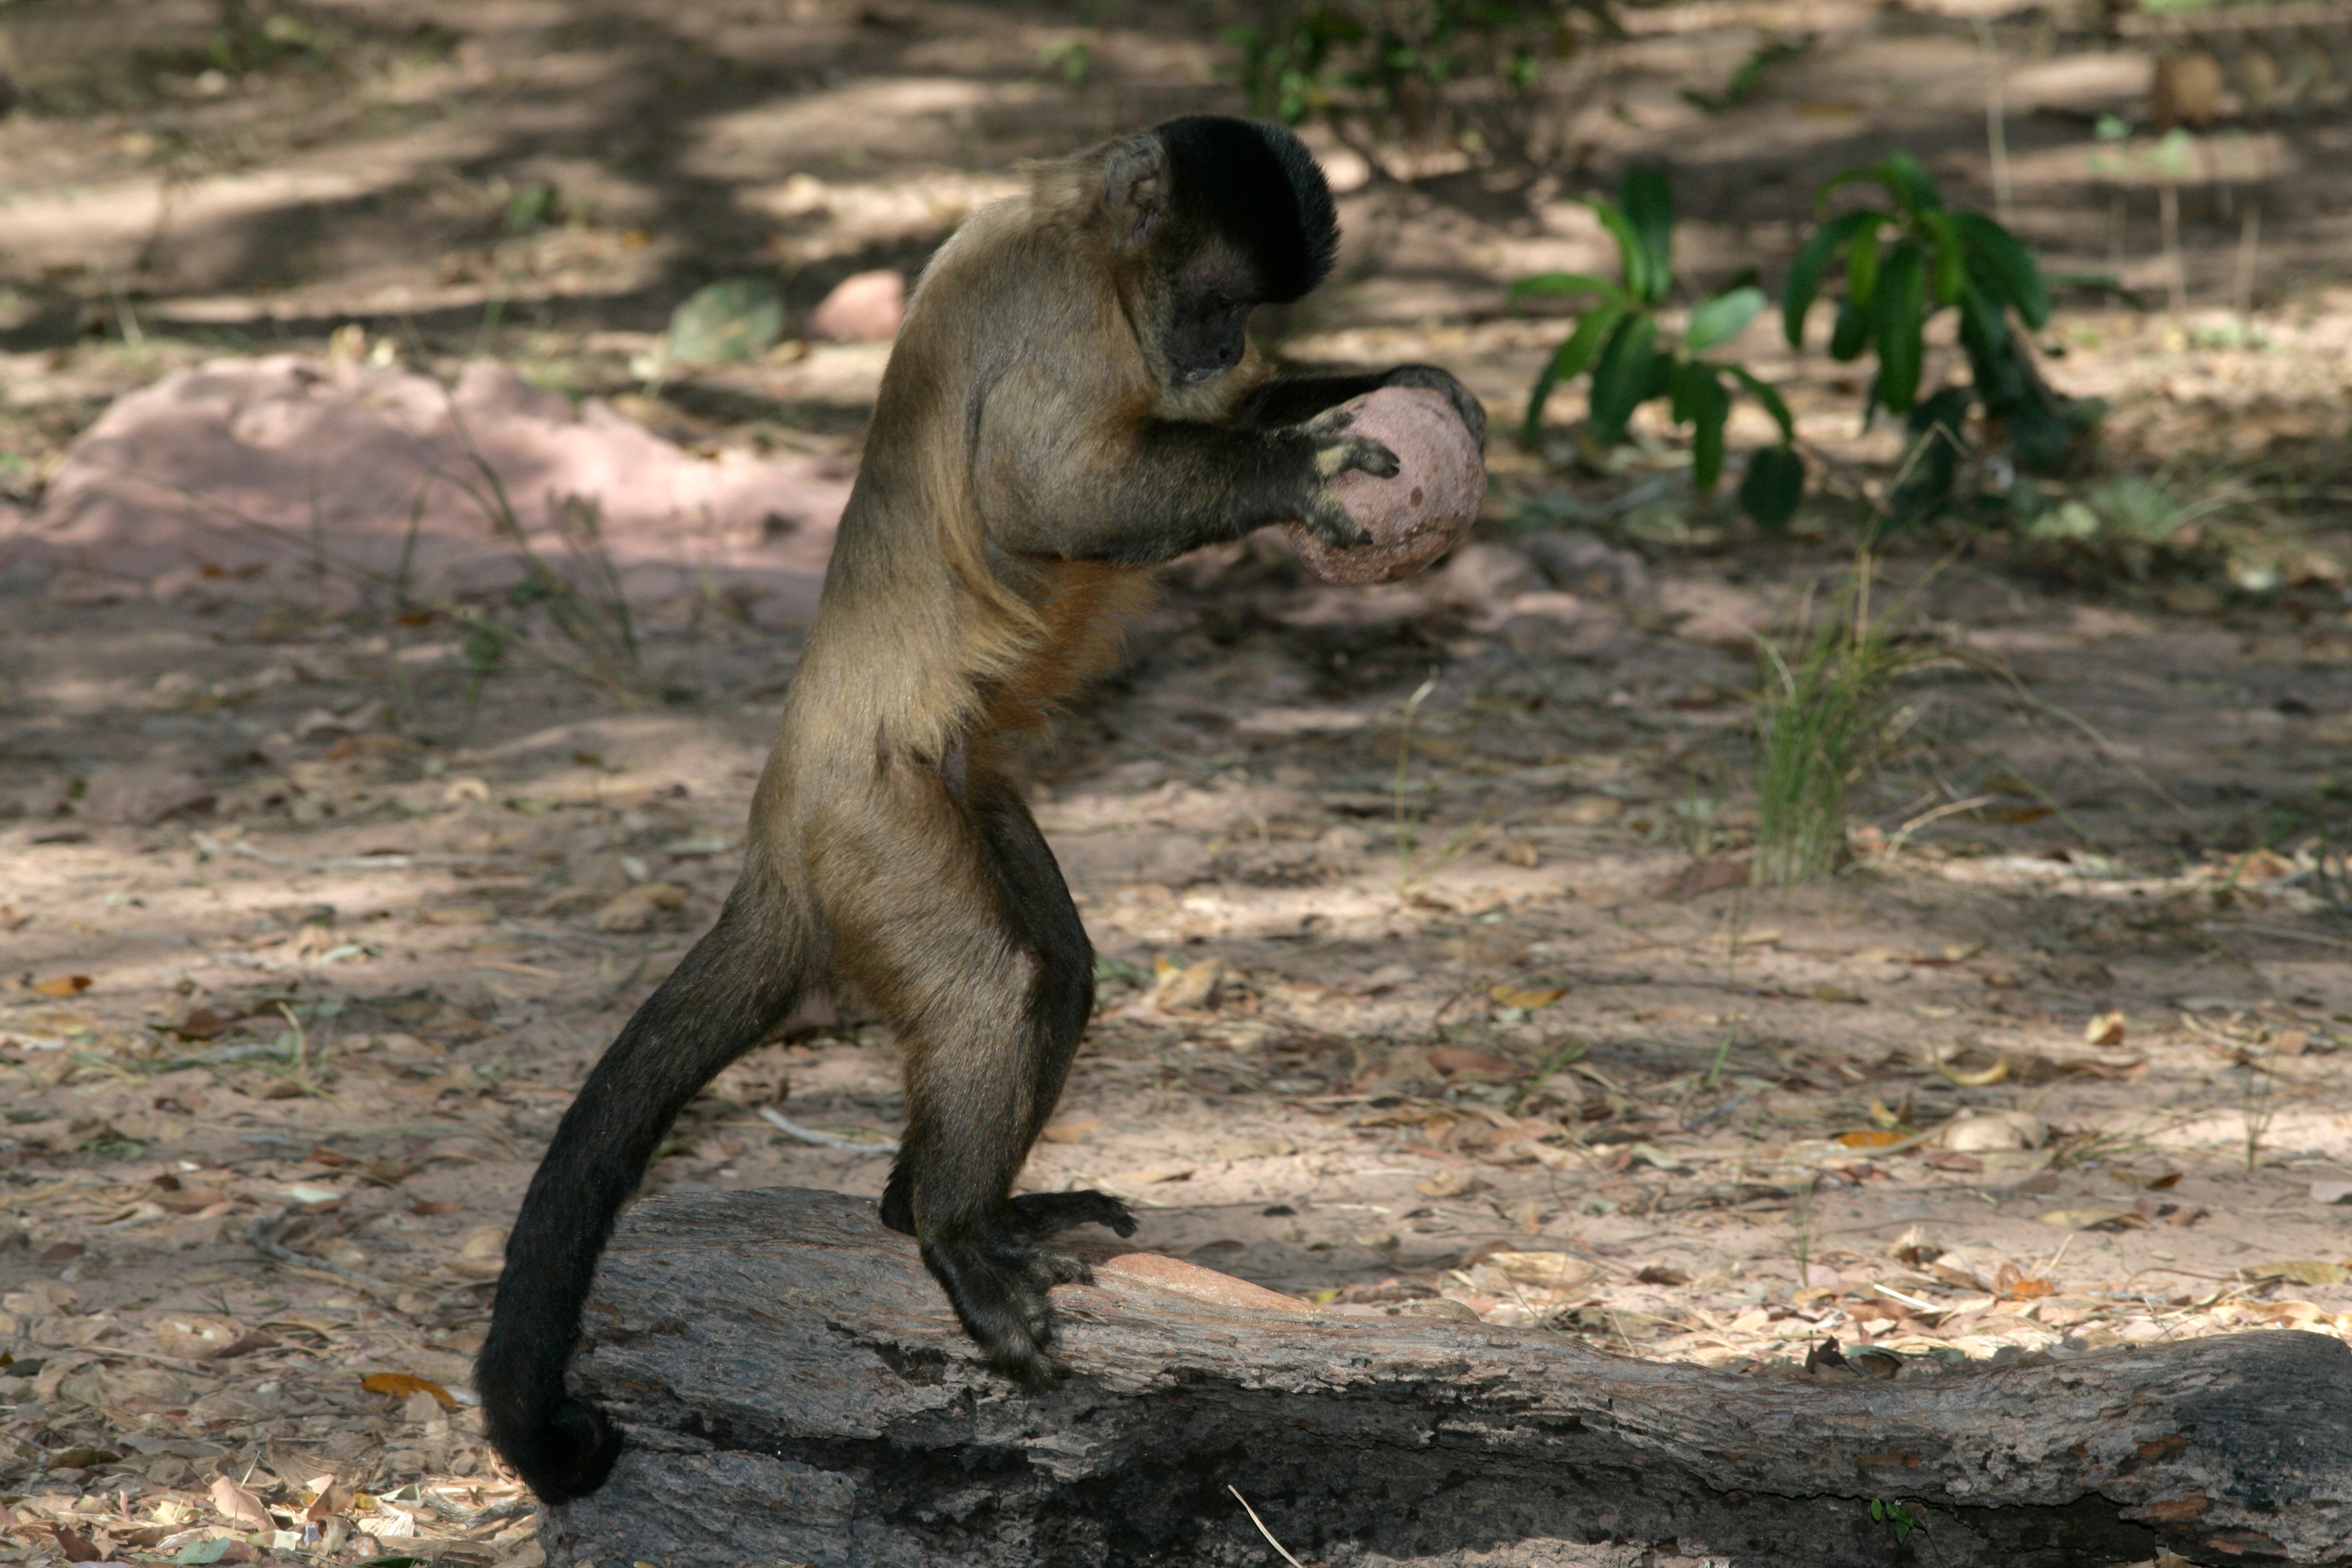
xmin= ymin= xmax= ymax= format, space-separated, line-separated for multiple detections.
xmin=1558 ymin=793 xmax=1622 ymax=824
xmin=209 ymin=1476 xmax=273 ymax=1531
xmin=1427 ymin=1046 xmax=1520 ymax=1078
xmin=1837 ymin=1129 xmax=1908 ymax=1149
xmin=153 ymin=1313 xmax=245 ymax=1360
xmin=1935 ymin=1050 xmax=2009 ymax=1087
xmin=1038 ymin=1118 xmax=1100 ymax=1144
xmin=2083 ymin=1010 xmax=2127 ymax=1046
xmin=1647 ymin=857 xmax=1748 ymax=900
xmin=1414 ymin=1168 xmax=1475 ymax=1199
xmin=302 ymin=1479 xmax=352 ymax=1524
xmin=1142 ymin=956 xmax=1225 ymax=1013
xmin=1493 ymin=839 xmax=1541 ymax=867
xmin=2245 ymin=1260 xmax=2352 ymax=1286
xmin=2310 ymin=1181 xmax=2352 ymax=1206
xmin=1939 ymin=1111 xmax=2045 ymax=1152
xmin=32 ymin=974 xmax=92 ymax=997
xmin=1929 ymin=1251 xmax=1992 ymax=1291
xmin=1994 ymin=1263 xmax=2055 ymax=1299
xmin=451 ymin=1225 xmax=509 ymax=1279
xmin=1480 ymin=1250 xmax=1606 ymax=1291
xmin=1488 ymin=983 xmax=1569 ymax=1010
xmin=360 ymin=1372 xmax=455 ymax=1407
xmin=592 ymin=882 xmax=691 ymax=933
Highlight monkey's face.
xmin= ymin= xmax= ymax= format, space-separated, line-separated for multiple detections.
xmin=1160 ymin=252 xmax=1258 ymax=385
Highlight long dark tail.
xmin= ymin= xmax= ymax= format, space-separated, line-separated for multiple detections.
xmin=475 ymin=860 xmax=818 ymax=1502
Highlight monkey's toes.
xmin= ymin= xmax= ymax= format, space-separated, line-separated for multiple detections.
xmin=1008 ymin=1189 xmax=1137 ymax=1239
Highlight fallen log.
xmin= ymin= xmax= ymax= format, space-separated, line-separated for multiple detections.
xmin=541 ymin=1186 xmax=2352 ymax=1568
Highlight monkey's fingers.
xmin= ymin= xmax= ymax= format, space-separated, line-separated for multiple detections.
xmin=1007 ymin=1189 xmax=1138 ymax=1239
xmin=1381 ymin=364 xmax=1488 ymax=449
xmin=1301 ymin=495 xmax=1373 ymax=551
xmin=1322 ymin=434 xmax=1400 ymax=482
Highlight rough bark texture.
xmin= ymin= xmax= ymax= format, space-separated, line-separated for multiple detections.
xmin=542 ymin=1186 xmax=2352 ymax=1568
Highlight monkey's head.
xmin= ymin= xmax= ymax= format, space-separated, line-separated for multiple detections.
xmin=1098 ymin=116 xmax=1339 ymax=387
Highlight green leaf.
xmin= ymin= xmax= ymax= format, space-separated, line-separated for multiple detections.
xmin=1845 ymin=214 xmax=1886 ymax=309
xmin=1829 ymin=296 xmax=1870 ymax=361
xmin=1813 ymin=164 xmax=1887 ymax=209
xmin=1686 ymin=284 xmax=1766 ymax=351
xmin=1621 ymin=165 xmax=1676 ymax=303
xmin=1875 ymin=151 xmax=1943 ymax=215
xmin=1670 ymin=358 xmax=1707 ymax=425
xmin=1519 ymin=301 xmax=1628 ymax=445
xmin=1587 ymin=314 xmax=1659 ymax=442
xmin=1954 ymin=279 xmax=2016 ymax=399
xmin=1782 ymin=210 xmax=1878 ymax=346
xmin=1726 ymin=365 xmax=1796 ymax=442
xmin=1739 ymin=445 xmax=1806 ymax=531
xmin=1688 ymin=370 xmax=1731 ymax=489
xmin=664 ymin=276 xmax=784 ymax=367
xmin=1913 ymin=210 xmax=1965 ymax=306
xmin=1585 ymin=198 xmax=1655 ymax=305
xmin=1509 ymin=272 xmax=1633 ymax=306
xmin=1952 ymin=212 xmax=2050 ymax=327
xmin=1872 ymin=243 xmax=1928 ymax=414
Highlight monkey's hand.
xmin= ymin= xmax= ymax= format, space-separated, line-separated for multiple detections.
xmin=1378 ymin=364 xmax=1487 ymax=450
xmin=1297 ymin=405 xmax=1399 ymax=550
xmin=476 ymin=1334 xmax=624 ymax=1504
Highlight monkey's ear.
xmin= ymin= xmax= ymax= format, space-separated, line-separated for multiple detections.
xmin=1099 ymin=135 xmax=1168 ymax=254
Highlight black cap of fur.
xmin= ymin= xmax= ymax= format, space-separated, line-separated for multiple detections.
xmin=1153 ymin=116 xmax=1339 ymax=304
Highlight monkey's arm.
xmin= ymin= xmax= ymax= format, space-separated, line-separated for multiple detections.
xmin=1238 ymin=364 xmax=1487 ymax=450
xmin=977 ymin=402 xmax=1395 ymax=566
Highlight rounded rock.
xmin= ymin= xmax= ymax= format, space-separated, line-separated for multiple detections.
xmin=1286 ymin=385 xmax=1485 ymax=585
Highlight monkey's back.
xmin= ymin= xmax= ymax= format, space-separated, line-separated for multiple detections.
xmin=775 ymin=184 xmax=1169 ymax=784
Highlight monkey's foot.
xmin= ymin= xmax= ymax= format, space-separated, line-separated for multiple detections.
xmin=920 ymin=1225 xmax=1101 ymax=1389
xmin=1007 ymin=1188 xmax=1137 ymax=1241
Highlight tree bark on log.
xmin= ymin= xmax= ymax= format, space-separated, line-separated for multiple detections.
xmin=541 ymin=1186 xmax=2352 ymax=1568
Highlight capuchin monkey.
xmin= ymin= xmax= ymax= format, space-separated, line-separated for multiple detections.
xmin=477 ymin=114 xmax=1485 ymax=1503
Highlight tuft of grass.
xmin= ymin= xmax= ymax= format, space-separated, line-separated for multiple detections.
xmin=1390 ymin=673 xmax=1486 ymax=897
xmin=1751 ymin=564 xmax=1931 ymax=885
xmin=2239 ymin=1058 xmax=2277 ymax=1171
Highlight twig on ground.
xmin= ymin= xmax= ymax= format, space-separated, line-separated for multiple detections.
xmin=757 ymin=1104 xmax=900 ymax=1155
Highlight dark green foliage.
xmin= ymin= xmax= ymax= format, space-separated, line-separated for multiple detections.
xmin=1223 ymin=1 xmax=1606 ymax=128
xmin=1869 ymin=1498 xmax=1922 ymax=1542
xmin=1739 ymin=444 xmax=1807 ymax=531
xmin=1513 ymin=167 xmax=1803 ymax=531
xmin=1680 ymin=33 xmax=1813 ymax=112
xmin=1784 ymin=153 xmax=2102 ymax=531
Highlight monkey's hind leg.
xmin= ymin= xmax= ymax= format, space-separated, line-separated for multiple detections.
xmin=846 ymin=761 xmax=1132 ymax=1386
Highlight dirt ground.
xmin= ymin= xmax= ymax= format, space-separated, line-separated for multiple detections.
xmin=3 ymin=3 xmax=2352 ymax=1566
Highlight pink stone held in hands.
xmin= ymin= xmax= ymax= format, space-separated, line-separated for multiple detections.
xmin=1286 ymin=385 xmax=1486 ymax=585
